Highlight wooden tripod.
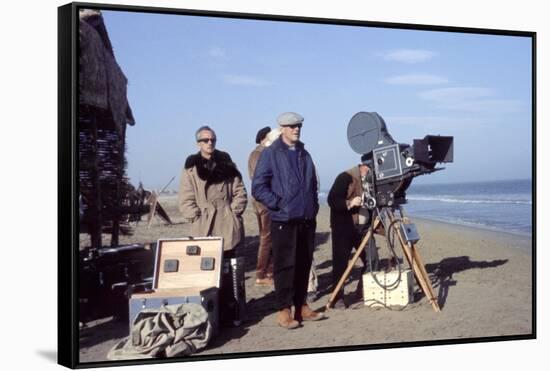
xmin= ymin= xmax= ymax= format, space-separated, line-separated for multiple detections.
xmin=325 ymin=207 xmax=441 ymax=312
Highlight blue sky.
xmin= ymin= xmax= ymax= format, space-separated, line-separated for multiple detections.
xmin=101 ymin=10 xmax=532 ymax=192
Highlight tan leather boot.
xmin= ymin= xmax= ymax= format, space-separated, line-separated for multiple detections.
xmin=296 ymin=304 xmax=325 ymax=322
xmin=277 ymin=307 xmax=300 ymax=329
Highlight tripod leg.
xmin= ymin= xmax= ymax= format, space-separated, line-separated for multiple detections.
xmin=410 ymin=244 xmax=440 ymax=310
xmin=388 ymin=213 xmax=440 ymax=312
xmin=326 ymin=217 xmax=381 ymax=310
xmin=401 ymin=242 xmax=440 ymax=312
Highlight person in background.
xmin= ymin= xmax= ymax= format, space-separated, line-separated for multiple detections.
xmin=248 ymin=126 xmax=276 ymax=286
xmin=252 ymin=112 xmax=324 ymax=329
xmin=327 ymin=163 xmax=378 ymax=308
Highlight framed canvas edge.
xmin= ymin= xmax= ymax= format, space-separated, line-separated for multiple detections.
xmin=57 ymin=1 xmax=538 ymax=368
xmin=58 ymin=2 xmax=80 ymax=369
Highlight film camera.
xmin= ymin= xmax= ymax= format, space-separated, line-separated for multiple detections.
xmin=347 ymin=111 xmax=453 ymax=209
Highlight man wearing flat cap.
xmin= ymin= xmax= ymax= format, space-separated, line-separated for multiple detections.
xmin=248 ymin=126 xmax=275 ymax=287
xmin=252 ymin=112 xmax=323 ymax=329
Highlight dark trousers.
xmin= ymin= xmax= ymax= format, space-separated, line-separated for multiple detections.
xmin=331 ymin=223 xmax=377 ymax=298
xmin=253 ymin=201 xmax=273 ymax=279
xmin=271 ymin=220 xmax=316 ymax=310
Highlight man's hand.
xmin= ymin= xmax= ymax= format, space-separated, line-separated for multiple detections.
xmin=348 ymin=196 xmax=362 ymax=209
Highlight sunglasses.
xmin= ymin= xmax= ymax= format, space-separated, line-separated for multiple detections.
xmin=284 ymin=123 xmax=302 ymax=129
xmin=197 ymin=138 xmax=216 ymax=144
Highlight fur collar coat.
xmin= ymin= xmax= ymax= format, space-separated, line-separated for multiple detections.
xmin=178 ymin=150 xmax=248 ymax=251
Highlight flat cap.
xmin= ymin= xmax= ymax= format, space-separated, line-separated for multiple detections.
xmin=255 ymin=126 xmax=271 ymax=144
xmin=277 ymin=112 xmax=304 ymax=126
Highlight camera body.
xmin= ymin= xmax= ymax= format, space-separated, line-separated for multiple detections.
xmin=348 ymin=112 xmax=454 ymax=209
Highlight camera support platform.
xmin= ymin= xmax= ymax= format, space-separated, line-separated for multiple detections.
xmin=325 ymin=206 xmax=441 ymax=312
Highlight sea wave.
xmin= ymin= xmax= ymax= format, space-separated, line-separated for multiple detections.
xmin=407 ymin=196 xmax=531 ymax=205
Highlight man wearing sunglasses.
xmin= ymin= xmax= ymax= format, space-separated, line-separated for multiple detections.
xmin=252 ymin=112 xmax=323 ymax=329
xmin=178 ymin=125 xmax=248 ymax=257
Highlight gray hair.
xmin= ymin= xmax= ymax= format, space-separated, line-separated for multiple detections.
xmin=195 ymin=125 xmax=216 ymax=141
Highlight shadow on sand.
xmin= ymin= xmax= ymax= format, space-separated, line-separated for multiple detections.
xmin=424 ymin=256 xmax=508 ymax=309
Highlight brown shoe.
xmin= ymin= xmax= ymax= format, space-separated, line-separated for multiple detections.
xmin=255 ymin=277 xmax=274 ymax=286
xmin=277 ymin=307 xmax=300 ymax=329
xmin=296 ymin=304 xmax=325 ymax=322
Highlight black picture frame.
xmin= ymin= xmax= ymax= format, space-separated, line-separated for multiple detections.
xmin=58 ymin=2 xmax=536 ymax=369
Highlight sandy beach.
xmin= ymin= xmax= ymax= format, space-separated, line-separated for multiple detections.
xmin=79 ymin=196 xmax=532 ymax=363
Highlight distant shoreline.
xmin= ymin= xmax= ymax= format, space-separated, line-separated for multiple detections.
xmin=408 ymin=214 xmax=533 ymax=243
xmin=405 ymin=177 xmax=532 ymax=187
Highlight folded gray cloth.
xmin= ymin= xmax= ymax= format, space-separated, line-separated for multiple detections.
xmin=107 ymin=303 xmax=213 ymax=360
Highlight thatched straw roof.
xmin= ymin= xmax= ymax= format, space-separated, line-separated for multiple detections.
xmin=79 ymin=9 xmax=135 ymax=131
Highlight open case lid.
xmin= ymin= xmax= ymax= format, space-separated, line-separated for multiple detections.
xmin=153 ymin=237 xmax=223 ymax=290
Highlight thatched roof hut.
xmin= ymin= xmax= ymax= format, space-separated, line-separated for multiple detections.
xmin=79 ymin=9 xmax=135 ymax=131
xmin=78 ymin=9 xmax=136 ymax=249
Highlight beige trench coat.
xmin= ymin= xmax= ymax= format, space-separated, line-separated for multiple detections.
xmin=178 ymin=165 xmax=248 ymax=251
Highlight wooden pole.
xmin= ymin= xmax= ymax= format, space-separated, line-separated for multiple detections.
xmin=147 ymin=191 xmax=159 ymax=228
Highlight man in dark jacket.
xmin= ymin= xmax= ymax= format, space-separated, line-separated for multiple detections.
xmin=328 ymin=163 xmax=378 ymax=308
xmin=252 ymin=112 xmax=323 ymax=329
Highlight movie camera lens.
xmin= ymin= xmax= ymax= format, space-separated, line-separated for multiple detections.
xmin=365 ymin=197 xmax=377 ymax=209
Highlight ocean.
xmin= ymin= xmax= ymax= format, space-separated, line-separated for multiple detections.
xmin=319 ymin=179 xmax=533 ymax=237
